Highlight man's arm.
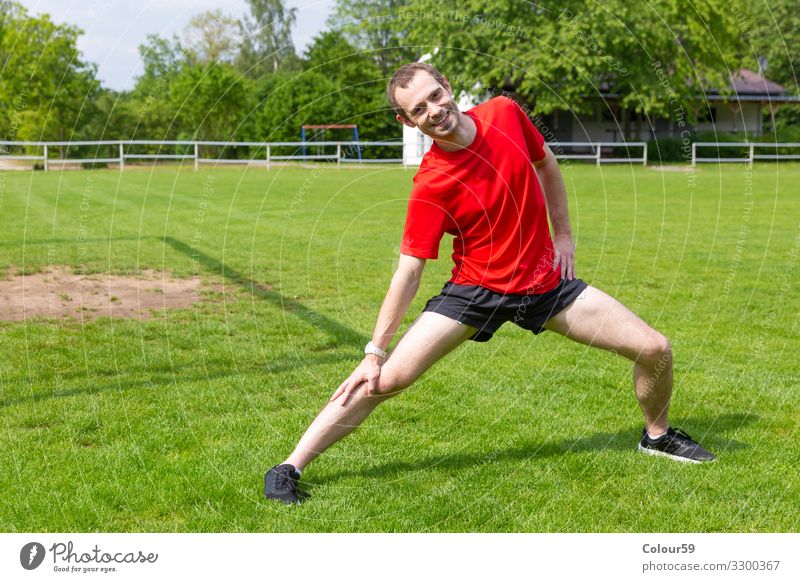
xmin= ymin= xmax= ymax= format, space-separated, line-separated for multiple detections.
xmin=534 ymin=144 xmax=575 ymax=281
xmin=330 ymin=253 xmax=426 ymax=404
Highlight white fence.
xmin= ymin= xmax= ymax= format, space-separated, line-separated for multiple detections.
xmin=551 ymin=142 xmax=648 ymax=165
xmin=0 ymin=139 xmax=650 ymax=168
xmin=3 ymin=139 xmax=800 ymax=170
xmin=0 ymin=140 xmax=404 ymax=170
xmin=692 ymin=142 xmax=800 ymax=165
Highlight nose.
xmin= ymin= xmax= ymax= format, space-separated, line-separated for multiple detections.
xmin=428 ymin=101 xmax=443 ymax=120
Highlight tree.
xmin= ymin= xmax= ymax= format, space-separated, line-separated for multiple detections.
xmin=183 ymin=10 xmax=242 ymax=66
xmin=742 ymin=0 xmax=800 ymax=138
xmin=0 ymin=3 xmax=100 ymax=143
xmin=139 ymin=33 xmax=185 ymax=80
xmin=251 ymin=30 xmax=398 ymax=147
xmin=78 ymin=89 xmax=141 ymax=141
xmin=744 ymin=0 xmax=799 ymax=89
xmin=401 ymin=0 xmax=745 ymax=125
xmin=328 ymin=0 xmax=415 ymax=76
xmin=130 ymin=34 xmax=186 ymax=140
xmin=170 ymin=63 xmax=252 ymax=141
xmin=238 ymin=0 xmax=299 ymax=76
xmin=303 ymin=30 xmax=395 ymax=140
xmin=252 ymin=70 xmax=333 ymax=141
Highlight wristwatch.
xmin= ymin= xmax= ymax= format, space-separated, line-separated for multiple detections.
xmin=364 ymin=341 xmax=387 ymax=358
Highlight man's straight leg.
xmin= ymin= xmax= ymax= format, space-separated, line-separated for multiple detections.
xmin=284 ymin=312 xmax=477 ymax=470
xmin=543 ymin=285 xmax=673 ymax=435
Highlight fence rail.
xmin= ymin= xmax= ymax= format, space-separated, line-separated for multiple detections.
xmin=4 ymin=140 xmax=800 ymax=170
xmin=0 ymin=140 xmax=404 ymax=170
xmin=552 ymin=142 xmax=648 ymax=165
xmin=692 ymin=142 xmax=800 ymax=165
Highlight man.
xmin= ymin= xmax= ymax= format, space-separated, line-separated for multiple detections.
xmin=264 ymin=62 xmax=715 ymax=505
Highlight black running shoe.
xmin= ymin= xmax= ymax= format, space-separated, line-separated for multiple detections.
xmin=638 ymin=427 xmax=716 ymax=463
xmin=264 ymin=464 xmax=310 ymax=504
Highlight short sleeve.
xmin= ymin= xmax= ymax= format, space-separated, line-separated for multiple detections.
xmin=400 ymin=182 xmax=449 ymax=259
xmin=507 ymin=97 xmax=547 ymax=163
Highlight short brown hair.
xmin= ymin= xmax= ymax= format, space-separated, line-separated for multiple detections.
xmin=387 ymin=62 xmax=447 ymax=120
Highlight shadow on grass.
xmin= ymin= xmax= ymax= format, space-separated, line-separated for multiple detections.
xmin=312 ymin=413 xmax=755 ymax=485
xmin=2 ymin=237 xmax=365 ymax=407
xmin=162 ymin=237 xmax=367 ymax=351
xmin=0 ymin=367 xmax=237 ymax=408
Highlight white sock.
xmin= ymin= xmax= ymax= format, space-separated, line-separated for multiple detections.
xmin=647 ymin=430 xmax=667 ymax=441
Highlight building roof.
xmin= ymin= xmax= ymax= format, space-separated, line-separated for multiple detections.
xmin=598 ymin=68 xmax=798 ymax=103
xmin=726 ymin=68 xmax=787 ymax=95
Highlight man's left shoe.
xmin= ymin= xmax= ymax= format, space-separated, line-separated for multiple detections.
xmin=264 ymin=463 xmax=310 ymax=504
xmin=638 ymin=427 xmax=716 ymax=464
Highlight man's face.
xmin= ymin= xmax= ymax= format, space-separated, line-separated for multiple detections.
xmin=394 ymin=71 xmax=459 ymax=139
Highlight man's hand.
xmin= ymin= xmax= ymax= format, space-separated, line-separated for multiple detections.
xmin=327 ymin=254 xmax=423 ymax=406
xmin=329 ymin=354 xmax=384 ymax=406
xmin=553 ymin=232 xmax=575 ymax=281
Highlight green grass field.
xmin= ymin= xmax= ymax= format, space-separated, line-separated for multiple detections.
xmin=0 ymin=162 xmax=798 ymax=532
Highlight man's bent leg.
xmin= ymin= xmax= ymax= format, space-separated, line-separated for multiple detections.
xmin=284 ymin=312 xmax=477 ymax=470
xmin=543 ymin=285 xmax=672 ymax=435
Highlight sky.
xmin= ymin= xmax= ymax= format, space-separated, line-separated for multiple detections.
xmin=16 ymin=0 xmax=335 ymax=91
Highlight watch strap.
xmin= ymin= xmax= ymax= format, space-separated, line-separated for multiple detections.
xmin=364 ymin=341 xmax=387 ymax=358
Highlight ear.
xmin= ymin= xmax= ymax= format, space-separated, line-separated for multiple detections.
xmin=396 ymin=114 xmax=416 ymax=128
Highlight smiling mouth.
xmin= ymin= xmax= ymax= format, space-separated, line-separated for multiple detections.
xmin=431 ymin=112 xmax=449 ymax=128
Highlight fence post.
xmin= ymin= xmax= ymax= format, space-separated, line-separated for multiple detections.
xmin=642 ymin=143 xmax=648 ymax=166
xmin=194 ymin=142 xmax=199 ymax=172
xmin=691 ymin=142 xmax=696 ymax=167
xmin=266 ymin=144 xmax=270 ymax=170
xmin=337 ymin=144 xmax=341 ymax=168
xmin=749 ymin=143 xmax=755 ymax=164
xmin=119 ymin=142 xmax=124 ymax=171
xmin=595 ymin=143 xmax=601 ymax=166
xmin=43 ymin=144 xmax=48 ymax=172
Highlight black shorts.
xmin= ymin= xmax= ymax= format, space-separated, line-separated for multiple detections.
xmin=422 ymin=278 xmax=589 ymax=342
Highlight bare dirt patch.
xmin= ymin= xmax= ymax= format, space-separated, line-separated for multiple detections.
xmin=0 ymin=159 xmax=36 ymax=171
xmin=0 ymin=267 xmax=223 ymax=322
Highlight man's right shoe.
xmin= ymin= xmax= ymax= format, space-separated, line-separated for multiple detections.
xmin=264 ymin=463 xmax=310 ymax=505
xmin=638 ymin=427 xmax=716 ymax=464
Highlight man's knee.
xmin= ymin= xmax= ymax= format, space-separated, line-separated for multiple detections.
xmin=374 ymin=369 xmax=413 ymax=397
xmin=638 ymin=332 xmax=672 ymax=367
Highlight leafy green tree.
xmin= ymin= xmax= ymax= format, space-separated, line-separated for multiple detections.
xmin=741 ymin=0 xmax=799 ymax=138
xmin=78 ymin=90 xmax=142 ymax=141
xmin=304 ymin=30 xmax=395 ymax=140
xmin=128 ymin=34 xmax=193 ymax=140
xmin=238 ymin=0 xmax=300 ymax=76
xmin=328 ymin=0 xmax=415 ymax=76
xmin=183 ymin=10 xmax=242 ymax=66
xmin=252 ymin=70 xmax=338 ymax=141
xmin=0 ymin=2 xmax=99 ymax=142
xmin=401 ymin=0 xmax=745 ymax=126
xmin=743 ymin=0 xmax=799 ymax=88
xmin=170 ymin=63 xmax=252 ymax=141
xmin=139 ymin=33 xmax=185 ymax=80
xmin=251 ymin=30 xmax=397 ymax=151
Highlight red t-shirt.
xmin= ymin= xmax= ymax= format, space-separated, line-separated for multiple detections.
xmin=400 ymin=96 xmax=561 ymax=295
